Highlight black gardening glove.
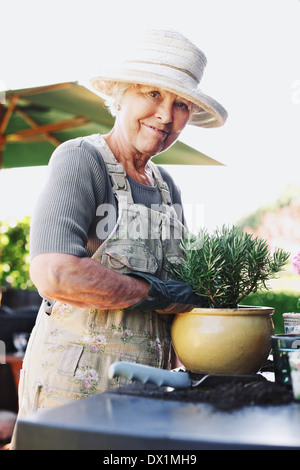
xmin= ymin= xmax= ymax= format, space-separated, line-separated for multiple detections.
xmin=124 ymin=271 xmax=207 ymax=314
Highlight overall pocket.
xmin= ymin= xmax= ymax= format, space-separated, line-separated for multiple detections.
xmin=103 ymin=239 xmax=159 ymax=274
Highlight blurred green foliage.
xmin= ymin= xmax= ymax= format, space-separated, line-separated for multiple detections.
xmin=240 ymin=291 xmax=300 ymax=334
xmin=0 ymin=217 xmax=34 ymax=290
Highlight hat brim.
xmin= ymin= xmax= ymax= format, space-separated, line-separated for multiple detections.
xmin=90 ymin=71 xmax=227 ymax=128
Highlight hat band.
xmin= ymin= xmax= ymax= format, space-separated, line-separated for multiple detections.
xmin=123 ymin=60 xmax=199 ymax=84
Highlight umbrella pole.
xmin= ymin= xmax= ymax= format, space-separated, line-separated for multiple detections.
xmin=0 ymin=96 xmax=20 ymax=169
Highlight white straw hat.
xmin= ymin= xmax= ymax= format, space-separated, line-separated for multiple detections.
xmin=91 ymin=29 xmax=227 ymax=128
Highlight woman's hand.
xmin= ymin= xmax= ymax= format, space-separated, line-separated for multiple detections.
xmin=30 ymin=253 xmax=150 ymax=309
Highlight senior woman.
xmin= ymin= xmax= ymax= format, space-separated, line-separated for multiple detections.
xmin=11 ymin=29 xmax=227 ymax=445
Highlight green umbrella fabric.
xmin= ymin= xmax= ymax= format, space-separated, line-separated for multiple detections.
xmin=0 ymin=82 xmax=223 ymax=169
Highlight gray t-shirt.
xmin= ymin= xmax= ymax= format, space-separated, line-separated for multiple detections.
xmin=30 ymin=135 xmax=185 ymax=259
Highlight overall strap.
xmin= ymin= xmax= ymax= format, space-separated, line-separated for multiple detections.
xmin=85 ymin=134 xmax=134 ymax=204
xmin=85 ymin=134 xmax=173 ymax=208
xmin=149 ymin=161 xmax=172 ymax=206
xmin=105 ymin=162 xmax=133 ymax=204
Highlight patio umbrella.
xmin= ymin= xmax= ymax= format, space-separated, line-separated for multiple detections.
xmin=0 ymin=82 xmax=223 ymax=169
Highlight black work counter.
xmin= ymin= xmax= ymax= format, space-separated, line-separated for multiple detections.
xmin=15 ymin=387 xmax=300 ymax=450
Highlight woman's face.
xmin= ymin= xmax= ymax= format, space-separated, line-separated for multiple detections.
xmin=115 ymin=84 xmax=192 ymax=158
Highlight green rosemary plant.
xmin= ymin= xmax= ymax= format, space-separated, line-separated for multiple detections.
xmin=169 ymin=225 xmax=290 ymax=309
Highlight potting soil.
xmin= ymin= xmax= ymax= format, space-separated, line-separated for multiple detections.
xmin=113 ymin=361 xmax=294 ymax=411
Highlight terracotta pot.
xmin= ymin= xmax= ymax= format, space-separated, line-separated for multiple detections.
xmin=171 ymin=306 xmax=274 ymax=375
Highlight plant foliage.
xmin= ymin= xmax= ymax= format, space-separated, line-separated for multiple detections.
xmin=0 ymin=217 xmax=34 ymax=290
xmin=169 ymin=225 xmax=290 ymax=308
xmin=240 ymin=291 xmax=300 ymax=334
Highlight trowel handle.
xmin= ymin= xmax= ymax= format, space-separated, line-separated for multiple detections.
xmin=108 ymin=361 xmax=191 ymax=389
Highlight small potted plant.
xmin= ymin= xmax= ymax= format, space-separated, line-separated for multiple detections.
xmin=170 ymin=225 xmax=290 ymax=375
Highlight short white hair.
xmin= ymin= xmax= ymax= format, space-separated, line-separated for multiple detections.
xmin=104 ymin=82 xmax=133 ymax=116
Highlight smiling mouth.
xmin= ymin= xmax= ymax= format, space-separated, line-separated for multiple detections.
xmin=142 ymin=123 xmax=169 ymax=136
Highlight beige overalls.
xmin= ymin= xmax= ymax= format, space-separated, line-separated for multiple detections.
xmin=12 ymin=135 xmax=186 ymax=445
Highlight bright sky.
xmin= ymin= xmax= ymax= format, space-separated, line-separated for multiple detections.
xmin=1 ymin=0 xmax=300 ymax=232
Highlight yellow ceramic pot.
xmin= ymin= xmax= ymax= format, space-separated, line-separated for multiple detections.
xmin=171 ymin=306 xmax=274 ymax=375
